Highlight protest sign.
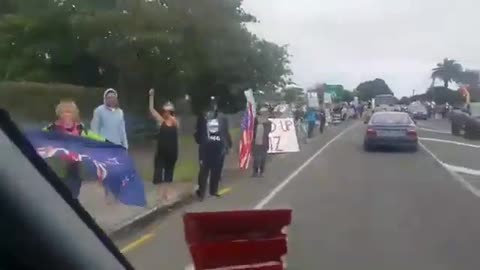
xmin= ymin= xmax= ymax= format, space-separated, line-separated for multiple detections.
xmin=307 ymin=91 xmax=320 ymax=109
xmin=267 ymin=118 xmax=300 ymax=154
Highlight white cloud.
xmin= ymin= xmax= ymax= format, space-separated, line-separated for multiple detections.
xmin=243 ymin=0 xmax=480 ymax=97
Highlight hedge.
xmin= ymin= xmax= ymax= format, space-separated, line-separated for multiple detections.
xmin=0 ymin=81 xmax=105 ymax=122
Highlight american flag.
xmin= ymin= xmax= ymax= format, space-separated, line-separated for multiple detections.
xmin=239 ymin=101 xmax=255 ymax=169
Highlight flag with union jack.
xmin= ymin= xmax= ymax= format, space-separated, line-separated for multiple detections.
xmin=26 ymin=130 xmax=147 ymax=207
xmin=239 ymin=90 xmax=256 ymax=169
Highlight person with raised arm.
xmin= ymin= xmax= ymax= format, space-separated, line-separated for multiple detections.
xmin=148 ymin=89 xmax=179 ymax=203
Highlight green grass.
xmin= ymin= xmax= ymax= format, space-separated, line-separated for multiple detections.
xmin=134 ymin=128 xmax=240 ymax=184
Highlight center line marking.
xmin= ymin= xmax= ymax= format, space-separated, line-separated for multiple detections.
xmin=420 ymin=142 xmax=480 ymax=199
xmin=254 ymin=122 xmax=359 ymax=209
xmin=185 ymin=122 xmax=359 ymax=269
xmin=418 ymin=127 xmax=450 ymax=134
xmin=419 ymin=137 xmax=480 ymax=148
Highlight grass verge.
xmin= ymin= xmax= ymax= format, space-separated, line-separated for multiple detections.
xmin=132 ymin=128 xmax=240 ymax=184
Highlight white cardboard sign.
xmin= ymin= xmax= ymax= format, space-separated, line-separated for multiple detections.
xmin=267 ymin=118 xmax=300 ymax=153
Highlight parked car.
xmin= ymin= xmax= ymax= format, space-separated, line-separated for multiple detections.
xmin=450 ymin=102 xmax=480 ymax=139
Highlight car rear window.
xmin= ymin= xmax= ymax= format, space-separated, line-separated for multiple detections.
xmin=371 ymin=113 xmax=412 ymax=125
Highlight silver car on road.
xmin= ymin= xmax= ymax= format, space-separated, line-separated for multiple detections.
xmin=364 ymin=112 xmax=418 ymax=152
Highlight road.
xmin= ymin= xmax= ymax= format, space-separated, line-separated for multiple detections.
xmin=117 ymin=119 xmax=480 ymax=270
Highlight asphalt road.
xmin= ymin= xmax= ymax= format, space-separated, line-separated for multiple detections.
xmin=118 ymin=119 xmax=480 ymax=270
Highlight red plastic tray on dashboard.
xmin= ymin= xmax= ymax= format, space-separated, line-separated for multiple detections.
xmin=183 ymin=209 xmax=292 ymax=270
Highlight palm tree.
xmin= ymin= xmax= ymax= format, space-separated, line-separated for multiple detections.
xmin=431 ymin=58 xmax=463 ymax=88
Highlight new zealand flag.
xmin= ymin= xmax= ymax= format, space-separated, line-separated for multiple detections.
xmin=26 ymin=131 xmax=147 ymax=207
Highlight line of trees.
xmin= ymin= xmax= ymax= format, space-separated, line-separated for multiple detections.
xmin=0 ymin=0 xmax=292 ymax=113
xmin=403 ymin=58 xmax=479 ymax=104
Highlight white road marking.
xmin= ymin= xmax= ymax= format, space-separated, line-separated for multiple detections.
xmin=443 ymin=163 xmax=480 ymax=176
xmin=419 ymin=137 xmax=480 ymax=148
xmin=420 ymin=142 xmax=480 ymax=198
xmin=418 ymin=127 xmax=450 ymax=134
xmin=254 ymin=122 xmax=359 ymax=210
xmin=184 ymin=122 xmax=359 ymax=270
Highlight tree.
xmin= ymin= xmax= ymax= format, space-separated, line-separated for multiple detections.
xmin=355 ymin=78 xmax=393 ymax=101
xmin=426 ymin=86 xmax=463 ymax=104
xmin=0 ymin=0 xmax=291 ymax=113
xmin=431 ymin=58 xmax=463 ymax=88
xmin=399 ymin=96 xmax=410 ymax=104
xmin=282 ymin=86 xmax=303 ymax=104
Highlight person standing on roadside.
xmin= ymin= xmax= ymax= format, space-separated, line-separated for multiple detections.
xmin=148 ymin=89 xmax=179 ymax=203
xmin=45 ymin=100 xmax=106 ymax=199
xmin=91 ymin=88 xmax=128 ymax=149
xmin=318 ymin=109 xmax=326 ymax=134
xmin=252 ymin=108 xmax=272 ymax=177
xmin=217 ymin=109 xmax=232 ymax=182
xmin=194 ymin=106 xmax=228 ymax=200
xmin=305 ymin=108 xmax=317 ymax=138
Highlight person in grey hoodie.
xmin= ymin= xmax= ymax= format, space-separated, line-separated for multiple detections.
xmin=91 ymin=88 xmax=128 ymax=149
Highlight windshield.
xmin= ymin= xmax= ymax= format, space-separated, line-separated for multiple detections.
xmin=3 ymin=1 xmax=480 ymax=270
xmin=371 ymin=113 xmax=412 ymax=125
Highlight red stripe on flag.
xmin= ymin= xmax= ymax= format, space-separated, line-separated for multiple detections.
xmin=239 ymin=102 xmax=254 ymax=169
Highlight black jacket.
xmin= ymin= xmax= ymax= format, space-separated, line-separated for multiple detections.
xmin=194 ymin=114 xmax=232 ymax=150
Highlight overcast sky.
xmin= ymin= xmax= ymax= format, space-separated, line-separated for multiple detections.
xmin=242 ymin=0 xmax=480 ymax=97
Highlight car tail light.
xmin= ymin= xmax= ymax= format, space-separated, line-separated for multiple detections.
xmin=406 ymin=128 xmax=417 ymax=139
xmin=366 ymin=128 xmax=377 ymax=138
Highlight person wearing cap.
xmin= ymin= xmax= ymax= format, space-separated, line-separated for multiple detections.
xmin=194 ymin=104 xmax=230 ymax=200
xmin=252 ymin=107 xmax=272 ymax=177
xmin=91 ymin=88 xmax=128 ymax=149
xmin=148 ymin=89 xmax=178 ymax=203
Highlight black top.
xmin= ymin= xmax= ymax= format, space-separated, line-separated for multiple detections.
xmin=156 ymin=122 xmax=178 ymax=157
xmin=194 ymin=114 xmax=232 ymax=149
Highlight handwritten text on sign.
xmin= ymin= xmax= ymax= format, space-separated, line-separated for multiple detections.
xmin=268 ymin=118 xmax=300 ymax=153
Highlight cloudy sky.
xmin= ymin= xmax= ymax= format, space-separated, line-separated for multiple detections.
xmin=242 ymin=0 xmax=480 ymax=97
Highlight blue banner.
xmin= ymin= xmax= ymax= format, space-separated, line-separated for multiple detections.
xmin=26 ymin=131 xmax=147 ymax=207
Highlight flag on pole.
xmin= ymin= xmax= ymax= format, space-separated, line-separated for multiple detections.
xmin=239 ymin=89 xmax=256 ymax=169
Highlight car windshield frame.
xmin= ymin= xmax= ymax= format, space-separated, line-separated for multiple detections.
xmin=370 ymin=113 xmax=413 ymax=125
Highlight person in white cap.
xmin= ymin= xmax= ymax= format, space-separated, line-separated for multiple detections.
xmin=91 ymin=88 xmax=128 ymax=149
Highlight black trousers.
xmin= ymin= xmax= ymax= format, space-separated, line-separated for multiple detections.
xmin=197 ymin=145 xmax=223 ymax=197
xmin=252 ymin=144 xmax=268 ymax=174
xmin=307 ymin=121 xmax=315 ymax=138
xmin=319 ymin=120 xmax=325 ymax=134
xmin=153 ymin=151 xmax=177 ymax=184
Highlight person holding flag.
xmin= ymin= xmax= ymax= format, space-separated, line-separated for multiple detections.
xmin=239 ymin=90 xmax=256 ymax=170
xmin=251 ymin=107 xmax=271 ymax=178
xmin=43 ymin=100 xmax=106 ymax=199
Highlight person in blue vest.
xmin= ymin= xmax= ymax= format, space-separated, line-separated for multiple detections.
xmin=305 ymin=108 xmax=318 ymax=138
xmin=194 ymin=105 xmax=231 ymax=200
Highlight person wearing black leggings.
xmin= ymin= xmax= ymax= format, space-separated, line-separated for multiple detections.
xmin=149 ymin=89 xmax=178 ymax=203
